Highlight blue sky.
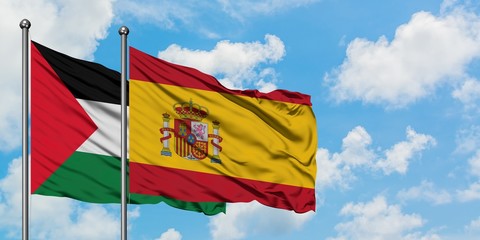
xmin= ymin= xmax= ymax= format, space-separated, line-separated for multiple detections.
xmin=1 ymin=0 xmax=480 ymax=239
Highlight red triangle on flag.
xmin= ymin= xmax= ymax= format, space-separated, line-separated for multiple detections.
xmin=31 ymin=43 xmax=98 ymax=193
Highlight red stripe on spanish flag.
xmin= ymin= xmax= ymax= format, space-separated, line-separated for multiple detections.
xmin=129 ymin=47 xmax=317 ymax=213
xmin=130 ymin=162 xmax=316 ymax=213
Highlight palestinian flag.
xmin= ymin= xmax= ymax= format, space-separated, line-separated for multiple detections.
xmin=31 ymin=41 xmax=225 ymax=215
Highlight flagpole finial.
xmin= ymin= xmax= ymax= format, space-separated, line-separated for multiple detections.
xmin=118 ymin=26 xmax=129 ymax=36
xmin=19 ymin=19 xmax=31 ymax=29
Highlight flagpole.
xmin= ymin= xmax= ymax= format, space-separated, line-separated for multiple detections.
xmin=119 ymin=25 xmax=129 ymax=240
xmin=20 ymin=18 xmax=31 ymax=240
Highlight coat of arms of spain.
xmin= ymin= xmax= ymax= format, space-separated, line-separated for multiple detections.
xmin=159 ymin=99 xmax=222 ymax=163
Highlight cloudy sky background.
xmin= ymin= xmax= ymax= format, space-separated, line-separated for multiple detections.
xmin=1 ymin=0 xmax=480 ymax=239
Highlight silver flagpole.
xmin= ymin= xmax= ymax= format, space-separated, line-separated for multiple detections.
xmin=119 ymin=26 xmax=129 ymax=240
xmin=19 ymin=19 xmax=31 ymax=240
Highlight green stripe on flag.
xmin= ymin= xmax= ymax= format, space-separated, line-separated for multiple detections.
xmin=34 ymin=151 xmax=225 ymax=215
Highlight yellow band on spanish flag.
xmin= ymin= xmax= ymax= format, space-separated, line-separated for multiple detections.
xmin=129 ymin=47 xmax=317 ymax=213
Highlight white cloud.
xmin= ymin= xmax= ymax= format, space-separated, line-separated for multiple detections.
xmin=126 ymin=206 xmax=141 ymax=232
xmin=158 ymin=34 xmax=285 ymax=92
xmin=434 ymin=216 xmax=480 ymax=240
xmin=397 ymin=180 xmax=452 ymax=205
xmin=452 ymin=78 xmax=480 ymax=111
xmin=128 ymin=206 xmax=141 ymax=219
xmin=316 ymin=148 xmax=353 ymax=190
xmin=316 ymin=126 xmax=375 ymax=189
xmin=468 ymin=150 xmax=480 ymax=178
xmin=465 ymin=216 xmax=480 ymax=233
xmin=440 ymin=0 xmax=459 ymax=13
xmin=0 ymin=157 xmax=120 ymax=239
xmin=455 ymin=125 xmax=480 ymax=154
xmin=457 ymin=182 xmax=480 ymax=202
xmin=325 ymin=7 xmax=480 ymax=108
xmin=375 ymin=127 xmax=437 ymax=175
xmin=0 ymin=0 xmax=115 ymax=151
xmin=456 ymin=147 xmax=480 ymax=202
xmin=0 ymin=157 xmax=22 ymax=232
xmin=316 ymin=126 xmax=436 ymax=189
xmin=328 ymin=196 xmax=431 ymax=240
xmin=155 ymin=228 xmax=182 ymax=240
xmin=340 ymin=126 xmax=376 ymax=167
xmin=209 ymin=201 xmax=314 ymax=240
xmin=32 ymin=201 xmax=119 ymax=240
xmin=9 ymin=0 xmax=114 ymax=59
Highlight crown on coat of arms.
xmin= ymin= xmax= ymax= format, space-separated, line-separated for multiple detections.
xmin=173 ymin=99 xmax=209 ymax=121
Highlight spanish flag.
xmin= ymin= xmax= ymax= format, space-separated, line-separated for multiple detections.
xmin=129 ymin=47 xmax=317 ymax=213
xmin=31 ymin=41 xmax=225 ymax=215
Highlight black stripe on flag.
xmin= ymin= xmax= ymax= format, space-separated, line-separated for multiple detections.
xmin=32 ymin=41 xmax=127 ymax=105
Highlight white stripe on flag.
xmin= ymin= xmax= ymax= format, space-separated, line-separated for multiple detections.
xmin=76 ymin=99 xmax=129 ymax=157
